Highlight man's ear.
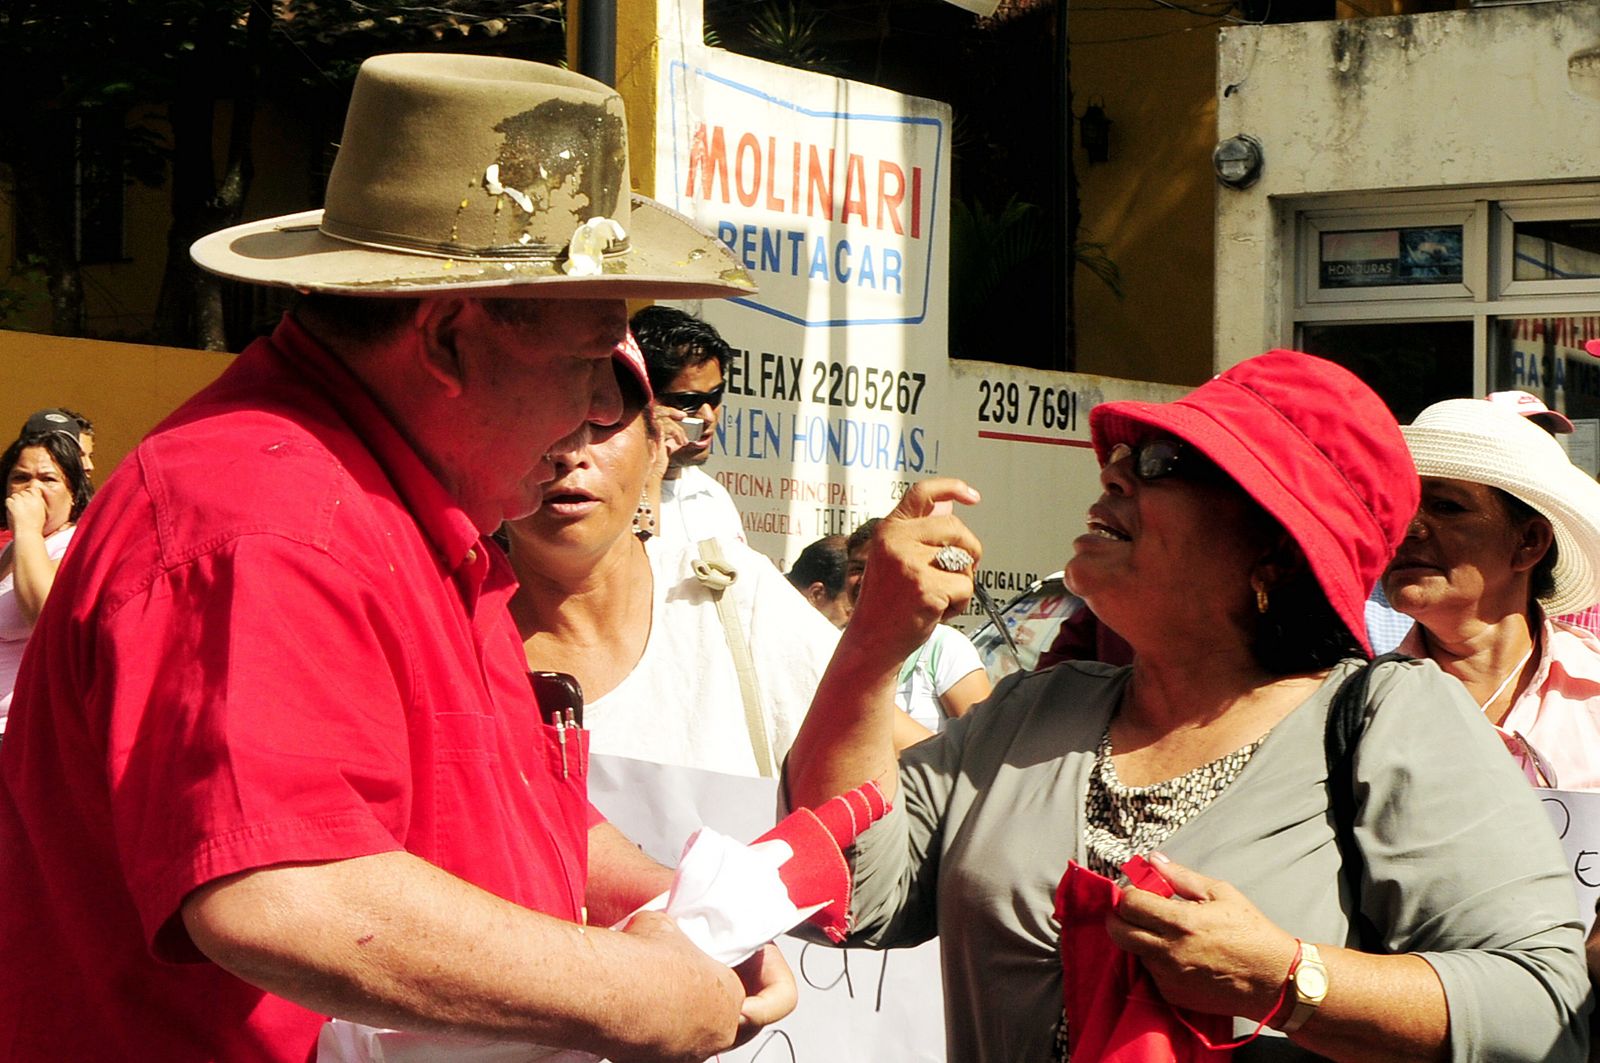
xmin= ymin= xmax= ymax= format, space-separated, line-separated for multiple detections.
xmin=413 ymin=298 xmax=468 ymax=398
xmin=1511 ymin=516 xmax=1555 ymax=576
xmin=805 ymin=582 xmax=829 ymax=606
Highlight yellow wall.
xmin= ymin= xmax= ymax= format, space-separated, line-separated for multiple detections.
xmin=1070 ymin=5 xmax=1220 ymax=386
xmin=0 ymin=330 xmax=231 ymax=479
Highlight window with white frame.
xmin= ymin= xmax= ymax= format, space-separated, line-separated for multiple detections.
xmin=1290 ymin=187 xmax=1600 ymax=471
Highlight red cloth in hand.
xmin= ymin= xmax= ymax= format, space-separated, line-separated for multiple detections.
xmin=1055 ymin=858 xmax=1234 ymax=1062
xmin=756 ymin=782 xmax=890 ymax=942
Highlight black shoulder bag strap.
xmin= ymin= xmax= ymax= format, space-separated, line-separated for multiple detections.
xmin=1323 ymin=651 xmax=1411 ymax=953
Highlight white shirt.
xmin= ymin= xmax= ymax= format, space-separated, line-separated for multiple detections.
xmin=587 ymin=536 xmax=838 ymax=776
xmin=0 ymin=524 xmax=76 ymax=727
xmin=656 ymin=466 xmax=746 ymax=551
xmin=895 ymin=624 xmax=986 ymax=732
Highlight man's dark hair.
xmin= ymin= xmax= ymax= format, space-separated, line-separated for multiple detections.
xmin=1 ymin=430 xmax=94 ymax=529
xmin=58 ymin=409 xmax=93 ymax=437
xmin=846 ymin=518 xmax=882 ymax=560
xmin=294 ymin=293 xmax=425 ymax=346
xmin=787 ymin=535 xmax=849 ymax=595
xmin=629 ymin=305 xmax=730 ymax=393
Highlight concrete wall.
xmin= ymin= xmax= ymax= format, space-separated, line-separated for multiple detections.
xmin=1215 ymin=1 xmax=1600 ymax=366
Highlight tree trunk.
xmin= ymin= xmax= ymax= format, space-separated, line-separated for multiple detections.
xmin=11 ymin=146 xmax=86 ymax=337
xmin=153 ymin=1 xmax=264 ymax=351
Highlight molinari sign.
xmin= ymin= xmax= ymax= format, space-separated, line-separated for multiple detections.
xmin=658 ymin=46 xmax=953 ymax=556
xmin=654 ymin=42 xmax=1184 ymax=619
xmin=668 ymin=67 xmax=942 ymax=327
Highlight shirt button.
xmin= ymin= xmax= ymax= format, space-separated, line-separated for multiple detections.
xmin=465 ymin=548 xmax=478 ymax=565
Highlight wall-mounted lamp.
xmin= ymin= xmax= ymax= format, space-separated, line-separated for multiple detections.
xmin=1079 ymin=103 xmax=1112 ymax=165
xmin=1212 ymin=134 xmax=1263 ymax=189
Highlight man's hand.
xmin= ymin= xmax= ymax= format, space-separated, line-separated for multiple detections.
xmin=733 ymin=943 xmax=797 ymax=1045
xmin=181 ymin=850 xmax=786 ymax=1063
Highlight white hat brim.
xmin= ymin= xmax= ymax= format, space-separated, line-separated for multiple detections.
xmin=191 ymin=197 xmax=756 ymax=300
xmin=1405 ymin=415 xmax=1600 ymax=615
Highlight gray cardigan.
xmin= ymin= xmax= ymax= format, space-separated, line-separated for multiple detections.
xmin=838 ymin=657 xmax=1591 ymax=1061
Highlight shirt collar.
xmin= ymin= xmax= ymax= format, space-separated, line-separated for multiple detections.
xmin=267 ymin=313 xmax=484 ymax=573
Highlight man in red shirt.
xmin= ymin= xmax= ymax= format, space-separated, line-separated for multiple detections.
xmin=0 ymin=54 xmax=789 ymax=1060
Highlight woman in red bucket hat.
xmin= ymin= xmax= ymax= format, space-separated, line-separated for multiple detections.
xmin=786 ymin=350 xmax=1589 ymax=1062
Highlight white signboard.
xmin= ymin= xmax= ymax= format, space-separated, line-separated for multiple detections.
xmin=588 ymin=754 xmax=946 ymax=1063
xmin=653 ymin=39 xmax=1186 ymax=625
xmin=659 ymin=46 xmax=950 ymax=554
xmin=1540 ymin=788 xmax=1600 ymax=931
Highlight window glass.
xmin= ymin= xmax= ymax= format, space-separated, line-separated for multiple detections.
xmin=1299 ymin=321 xmax=1473 ymax=421
xmin=1512 ymin=219 xmax=1600 ymax=281
xmin=1318 ymin=226 xmax=1464 ymax=289
xmin=1491 ymin=316 xmax=1600 ymax=421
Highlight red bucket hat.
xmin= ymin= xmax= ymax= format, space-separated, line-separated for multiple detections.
xmin=1089 ymin=350 xmax=1417 ymax=655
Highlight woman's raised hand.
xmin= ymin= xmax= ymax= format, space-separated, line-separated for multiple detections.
xmin=850 ymin=478 xmax=983 ymax=663
xmin=1107 ymin=854 xmax=1300 ymax=1022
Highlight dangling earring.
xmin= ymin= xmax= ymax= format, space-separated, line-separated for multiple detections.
xmin=633 ymin=491 xmax=654 ymax=539
xmin=1253 ymin=578 xmax=1269 ymax=615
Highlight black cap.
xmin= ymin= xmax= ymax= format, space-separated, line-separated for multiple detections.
xmin=21 ymin=409 xmax=82 ymax=439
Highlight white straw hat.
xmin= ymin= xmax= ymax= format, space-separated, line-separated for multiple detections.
xmin=1403 ymin=398 xmax=1600 ymax=615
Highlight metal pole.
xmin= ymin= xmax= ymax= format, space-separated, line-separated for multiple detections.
xmin=577 ymin=0 xmax=618 ymax=86
xmin=1057 ymin=0 xmax=1075 ymax=372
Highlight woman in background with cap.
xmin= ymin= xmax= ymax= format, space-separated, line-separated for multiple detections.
xmin=1384 ymin=398 xmax=1600 ymax=790
xmin=0 ymin=428 xmax=93 ymax=730
xmin=785 ymin=350 xmax=1588 ymax=1061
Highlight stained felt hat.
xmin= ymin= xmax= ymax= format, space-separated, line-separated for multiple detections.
xmin=1089 ymin=350 xmax=1418 ymax=655
xmin=191 ymin=54 xmax=754 ymax=300
xmin=1404 ymin=398 xmax=1600 ymax=616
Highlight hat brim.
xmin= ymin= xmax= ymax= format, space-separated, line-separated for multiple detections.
xmin=1404 ymin=424 xmax=1600 ymax=615
xmin=1091 ymin=400 xmax=1378 ymax=654
xmin=191 ymin=196 xmax=756 ymax=300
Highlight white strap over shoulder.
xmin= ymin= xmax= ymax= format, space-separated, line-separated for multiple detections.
xmin=693 ymin=539 xmax=776 ymax=778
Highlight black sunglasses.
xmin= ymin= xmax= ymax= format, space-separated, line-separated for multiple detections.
xmin=657 ymin=383 xmax=724 ymax=413
xmin=1107 ymin=439 xmax=1218 ymax=483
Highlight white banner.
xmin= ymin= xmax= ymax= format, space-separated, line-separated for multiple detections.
xmin=1539 ymin=788 xmax=1600 ymax=931
xmin=588 ymin=754 xmax=946 ymax=1062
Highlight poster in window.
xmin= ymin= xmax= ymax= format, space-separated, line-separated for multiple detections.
xmin=1320 ymin=226 xmax=1464 ymax=289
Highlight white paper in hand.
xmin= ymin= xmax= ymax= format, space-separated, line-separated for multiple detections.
xmin=319 ymin=828 xmax=822 ymax=1062
xmin=626 ymin=827 xmax=822 ymax=966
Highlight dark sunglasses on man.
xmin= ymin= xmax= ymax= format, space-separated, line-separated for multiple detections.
xmin=657 ymin=383 xmax=725 ymax=413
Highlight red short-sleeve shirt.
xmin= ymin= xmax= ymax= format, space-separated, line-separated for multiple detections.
xmin=0 ymin=315 xmax=599 ymax=1060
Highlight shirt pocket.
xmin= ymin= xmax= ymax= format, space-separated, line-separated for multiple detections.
xmin=434 ymin=711 xmax=500 ymax=763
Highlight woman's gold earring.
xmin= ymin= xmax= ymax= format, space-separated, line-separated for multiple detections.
xmin=1253 ymin=580 xmax=1269 ymax=614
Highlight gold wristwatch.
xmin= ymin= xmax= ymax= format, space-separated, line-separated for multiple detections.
xmin=1280 ymin=941 xmax=1328 ymax=1033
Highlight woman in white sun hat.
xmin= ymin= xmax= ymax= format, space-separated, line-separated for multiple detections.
xmin=1384 ymin=396 xmax=1600 ymax=789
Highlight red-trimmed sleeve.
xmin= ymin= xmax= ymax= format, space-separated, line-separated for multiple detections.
xmin=93 ymin=535 xmax=415 ymax=959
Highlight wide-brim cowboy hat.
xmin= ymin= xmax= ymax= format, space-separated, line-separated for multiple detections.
xmin=191 ymin=53 xmax=755 ymax=300
xmin=1404 ymin=398 xmax=1600 ymax=616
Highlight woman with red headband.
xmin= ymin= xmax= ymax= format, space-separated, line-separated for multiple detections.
xmin=785 ymin=350 xmax=1588 ymax=1061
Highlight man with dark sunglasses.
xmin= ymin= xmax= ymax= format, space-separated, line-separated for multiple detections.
xmin=631 ymin=305 xmax=748 ymax=549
